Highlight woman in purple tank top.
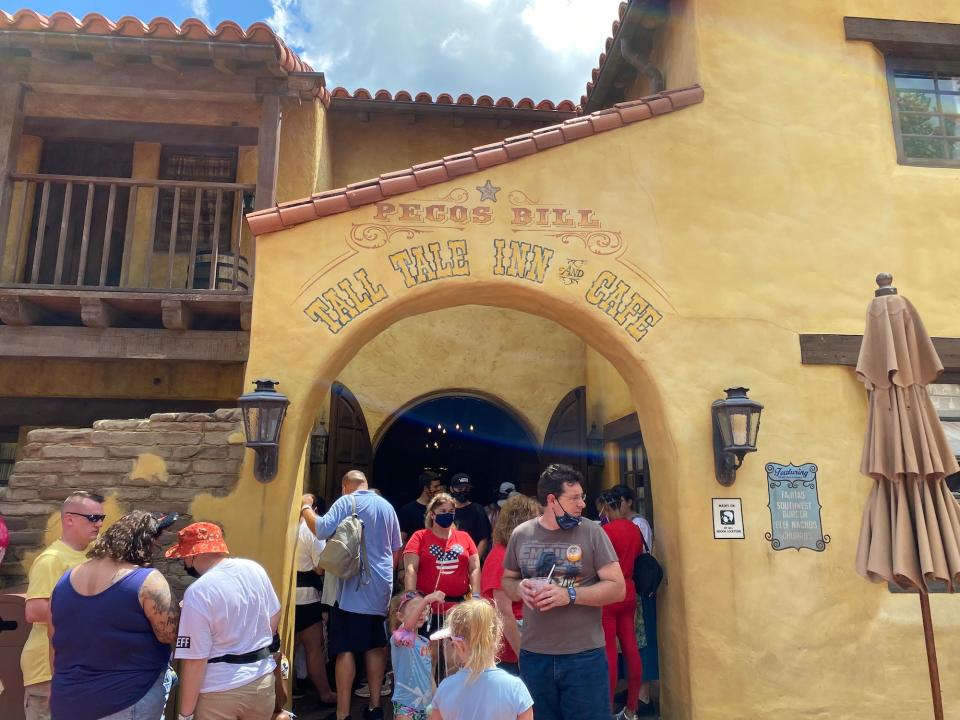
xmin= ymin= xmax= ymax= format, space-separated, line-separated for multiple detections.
xmin=49 ymin=510 xmax=179 ymax=720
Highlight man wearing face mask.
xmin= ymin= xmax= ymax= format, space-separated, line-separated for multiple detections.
xmin=501 ymin=464 xmax=625 ymax=720
xmin=166 ymin=522 xmax=281 ymax=720
xmin=448 ymin=473 xmax=492 ymax=559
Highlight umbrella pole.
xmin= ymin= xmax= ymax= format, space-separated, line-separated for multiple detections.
xmin=919 ymin=591 xmax=945 ymax=720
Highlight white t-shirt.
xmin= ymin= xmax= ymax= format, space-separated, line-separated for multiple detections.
xmin=174 ymin=558 xmax=281 ymax=693
xmin=631 ymin=515 xmax=654 ymax=554
xmin=296 ymin=520 xmax=326 ymax=605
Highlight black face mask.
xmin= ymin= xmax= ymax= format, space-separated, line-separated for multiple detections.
xmin=451 ymin=490 xmax=470 ymax=503
xmin=182 ymin=561 xmax=201 ymax=579
xmin=553 ymin=497 xmax=582 ymax=531
xmin=434 ymin=512 xmax=455 ymax=528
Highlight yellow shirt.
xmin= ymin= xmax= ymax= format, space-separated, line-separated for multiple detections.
xmin=20 ymin=539 xmax=87 ymax=686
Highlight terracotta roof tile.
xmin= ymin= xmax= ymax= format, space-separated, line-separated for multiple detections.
xmin=0 ymin=9 xmax=313 ymax=73
xmin=583 ymin=1 xmax=631 ymax=108
xmin=246 ymin=84 xmax=704 ymax=236
xmin=328 ymin=87 xmax=578 ymax=116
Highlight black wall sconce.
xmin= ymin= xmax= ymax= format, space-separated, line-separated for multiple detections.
xmin=309 ymin=416 xmax=329 ymax=466
xmin=712 ymin=387 xmax=763 ymax=486
xmin=587 ymin=423 xmax=605 ymax=467
xmin=238 ymin=379 xmax=290 ymax=482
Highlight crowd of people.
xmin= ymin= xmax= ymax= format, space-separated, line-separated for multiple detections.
xmin=18 ymin=464 xmax=660 ymax=720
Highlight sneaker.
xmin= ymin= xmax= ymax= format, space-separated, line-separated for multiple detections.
xmin=362 ymin=706 xmax=383 ymax=720
xmin=614 ymin=710 xmax=638 ymax=720
xmin=353 ymin=675 xmax=392 ymax=698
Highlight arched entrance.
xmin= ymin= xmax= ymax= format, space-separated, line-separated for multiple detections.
xmin=372 ymin=391 xmax=542 ymax=507
xmin=223 ymin=173 xmax=693 ymax=714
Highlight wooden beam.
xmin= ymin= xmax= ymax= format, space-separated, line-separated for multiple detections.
xmin=0 ymin=326 xmax=249 ymax=362
xmin=0 ymin=397 xmax=234 ymax=427
xmin=79 ymin=297 xmax=127 ymax=328
xmin=844 ymin=17 xmax=960 ymax=60
xmin=213 ymin=59 xmax=238 ymax=75
xmin=603 ymin=413 xmax=641 ymax=441
xmin=161 ymin=299 xmax=194 ymax=330
xmin=800 ymin=334 xmax=960 ymax=369
xmin=0 ymin=295 xmax=47 ymax=326
xmin=150 ymin=55 xmax=182 ymax=73
xmin=254 ymin=94 xmax=281 ymax=211
xmin=90 ymin=53 xmax=130 ymax=68
xmin=0 ymin=83 xmax=25 ymax=267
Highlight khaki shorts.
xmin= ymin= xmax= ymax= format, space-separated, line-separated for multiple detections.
xmin=195 ymin=672 xmax=275 ymax=720
xmin=23 ymin=681 xmax=51 ymax=720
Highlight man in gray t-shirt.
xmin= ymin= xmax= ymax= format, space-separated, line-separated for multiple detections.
xmin=502 ymin=464 xmax=624 ymax=720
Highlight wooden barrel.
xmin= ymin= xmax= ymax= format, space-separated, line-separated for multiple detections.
xmin=193 ymin=252 xmax=249 ymax=291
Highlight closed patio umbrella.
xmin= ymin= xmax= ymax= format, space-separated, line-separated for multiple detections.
xmin=855 ymin=273 xmax=960 ymax=720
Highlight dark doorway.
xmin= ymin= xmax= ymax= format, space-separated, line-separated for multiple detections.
xmin=372 ymin=395 xmax=541 ymax=510
xmin=24 ymin=140 xmax=133 ymax=286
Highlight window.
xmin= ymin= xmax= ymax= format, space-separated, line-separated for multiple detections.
xmin=888 ymin=63 xmax=960 ymax=165
xmin=927 ymin=384 xmax=960 ymax=498
xmin=155 ymin=146 xmax=237 ymax=255
xmin=619 ymin=433 xmax=651 ymax=520
xmin=0 ymin=427 xmax=19 ymax=486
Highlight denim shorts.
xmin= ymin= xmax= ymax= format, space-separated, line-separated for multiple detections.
xmin=99 ymin=666 xmax=177 ymax=720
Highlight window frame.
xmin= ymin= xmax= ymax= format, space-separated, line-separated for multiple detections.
xmin=886 ymin=56 xmax=960 ymax=168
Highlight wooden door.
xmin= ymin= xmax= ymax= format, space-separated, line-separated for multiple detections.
xmin=542 ymin=386 xmax=587 ymax=479
xmin=325 ymin=382 xmax=372 ymax=506
xmin=24 ymin=141 xmax=132 ymax=285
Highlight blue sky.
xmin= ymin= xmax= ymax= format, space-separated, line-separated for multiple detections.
xmin=7 ymin=0 xmax=624 ymax=101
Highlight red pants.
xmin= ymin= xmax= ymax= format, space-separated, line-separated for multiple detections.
xmin=602 ymin=600 xmax=643 ymax=711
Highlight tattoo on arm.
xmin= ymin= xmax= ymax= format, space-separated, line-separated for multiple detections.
xmin=140 ymin=571 xmax=180 ymax=645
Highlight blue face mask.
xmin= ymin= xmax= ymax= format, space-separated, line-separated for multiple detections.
xmin=434 ymin=512 xmax=455 ymax=528
xmin=599 ymin=514 xmax=610 ymax=526
xmin=553 ymin=497 xmax=582 ymax=530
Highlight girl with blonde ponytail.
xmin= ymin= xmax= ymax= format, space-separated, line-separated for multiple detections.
xmin=429 ymin=599 xmax=533 ymax=720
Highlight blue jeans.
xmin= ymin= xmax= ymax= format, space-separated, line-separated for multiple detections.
xmin=100 ymin=666 xmax=177 ymax=720
xmin=519 ymin=647 xmax=610 ymax=720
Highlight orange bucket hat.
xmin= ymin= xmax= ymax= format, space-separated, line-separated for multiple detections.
xmin=165 ymin=521 xmax=229 ymax=559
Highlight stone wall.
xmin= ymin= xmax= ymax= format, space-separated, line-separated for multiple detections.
xmin=0 ymin=409 xmax=245 ymax=592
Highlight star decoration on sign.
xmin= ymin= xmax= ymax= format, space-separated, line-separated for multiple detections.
xmin=476 ymin=179 xmax=501 ymax=202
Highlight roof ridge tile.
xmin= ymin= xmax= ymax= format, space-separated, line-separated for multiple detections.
xmin=246 ymin=84 xmax=704 ymax=236
xmin=0 ymin=9 xmax=311 ymax=72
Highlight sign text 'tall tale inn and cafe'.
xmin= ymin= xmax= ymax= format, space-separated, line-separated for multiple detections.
xmin=301 ymin=182 xmax=663 ymax=344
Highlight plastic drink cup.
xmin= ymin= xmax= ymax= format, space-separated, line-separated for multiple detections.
xmin=524 ymin=577 xmax=553 ymax=610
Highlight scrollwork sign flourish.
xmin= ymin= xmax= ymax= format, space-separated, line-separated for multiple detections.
xmin=349 ymin=224 xmax=431 ymax=249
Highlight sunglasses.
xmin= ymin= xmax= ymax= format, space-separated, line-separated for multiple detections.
xmin=66 ymin=511 xmax=106 ymax=523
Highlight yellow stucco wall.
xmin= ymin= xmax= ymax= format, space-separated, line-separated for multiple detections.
xmin=337 ymin=305 xmax=587 ymax=443
xmin=277 ymin=101 xmax=326 ymax=204
xmin=328 ymin=113 xmax=551 ymax=188
xmin=208 ymin=2 xmax=960 ymax=717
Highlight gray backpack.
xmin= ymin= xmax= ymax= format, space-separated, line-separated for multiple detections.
xmin=317 ymin=494 xmax=369 ymax=584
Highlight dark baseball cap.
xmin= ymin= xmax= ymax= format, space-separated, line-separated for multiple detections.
xmin=449 ymin=473 xmax=472 ymax=489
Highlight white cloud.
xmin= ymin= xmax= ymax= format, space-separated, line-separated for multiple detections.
xmin=440 ymin=30 xmax=468 ymax=58
xmin=189 ymin=0 xmax=211 ymax=24
xmin=521 ymin=0 xmax=621 ymax=55
xmin=263 ymin=1 xmax=624 ymax=100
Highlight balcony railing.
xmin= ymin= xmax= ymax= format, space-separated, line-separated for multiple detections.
xmin=2 ymin=173 xmax=256 ymax=293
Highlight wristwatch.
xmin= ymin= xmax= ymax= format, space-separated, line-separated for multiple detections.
xmin=567 ymin=586 xmax=577 ymax=606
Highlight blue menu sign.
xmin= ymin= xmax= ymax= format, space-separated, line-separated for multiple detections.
xmin=765 ymin=462 xmax=830 ymax=552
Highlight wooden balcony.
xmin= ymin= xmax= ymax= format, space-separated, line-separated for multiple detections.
xmin=0 ymin=174 xmax=253 ymax=360
xmin=3 ymin=172 xmax=255 ymax=293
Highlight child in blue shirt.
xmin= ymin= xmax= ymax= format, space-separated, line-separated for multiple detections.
xmin=390 ymin=589 xmax=446 ymax=720
xmin=430 ymin=599 xmax=533 ymax=720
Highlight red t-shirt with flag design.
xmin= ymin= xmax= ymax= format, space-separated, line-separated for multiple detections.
xmin=405 ymin=527 xmax=477 ymax=613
